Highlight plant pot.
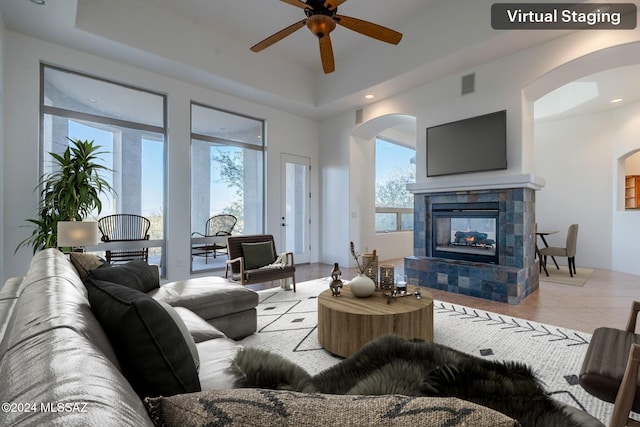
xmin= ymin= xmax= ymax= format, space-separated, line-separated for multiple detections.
xmin=349 ymin=273 xmax=376 ymax=298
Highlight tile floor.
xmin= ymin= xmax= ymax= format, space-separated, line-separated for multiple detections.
xmin=247 ymin=259 xmax=640 ymax=335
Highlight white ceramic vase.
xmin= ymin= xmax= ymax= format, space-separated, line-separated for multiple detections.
xmin=349 ymin=273 xmax=376 ymax=298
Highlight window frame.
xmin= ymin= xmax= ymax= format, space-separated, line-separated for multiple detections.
xmin=39 ymin=63 xmax=168 ymax=272
xmin=374 ymin=137 xmax=415 ymax=233
xmin=189 ymin=101 xmax=267 ymax=273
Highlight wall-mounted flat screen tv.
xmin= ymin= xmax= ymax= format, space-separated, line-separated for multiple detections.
xmin=426 ymin=110 xmax=507 ymax=177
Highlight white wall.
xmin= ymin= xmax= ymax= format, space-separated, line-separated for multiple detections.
xmin=625 ymin=152 xmax=640 ymax=175
xmin=0 ymin=12 xmax=5 ymax=282
xmin=2 ymin=32 xmax=319 ymax=282
xmin=319 ymin=26 xmax=640 ymax=272
xmin=612 ymin=101 xmax=640 ymax=275
xmin=534 ymin=112 xmax=614 ymax=270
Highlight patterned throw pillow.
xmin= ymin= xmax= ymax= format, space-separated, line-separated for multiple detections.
xmin=69 ymin=252 xmax=107 ymax=280
xmin=145 ymin=388 xmax=518 ymax=427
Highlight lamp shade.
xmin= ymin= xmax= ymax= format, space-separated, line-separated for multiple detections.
xmin=57 ymin=221 xmax=99 ymax=247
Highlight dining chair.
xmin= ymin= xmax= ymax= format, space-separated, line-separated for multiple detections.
xmin=538 ymin=224 xmax=578 ymax=277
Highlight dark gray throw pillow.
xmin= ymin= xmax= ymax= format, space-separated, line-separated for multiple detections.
xmin=88 ymin=259 xmax=159 ymax=292
xmin=85 ymin=278 xmax=201 ymax=398
xmin=241 ymin=241 xmax=275 ymax=270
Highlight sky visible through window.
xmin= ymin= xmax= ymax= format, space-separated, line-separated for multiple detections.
xmin=68 ymin=121 xmax=164 ymax=217
xmin=375 ymin=139 xmax=415 ymax=183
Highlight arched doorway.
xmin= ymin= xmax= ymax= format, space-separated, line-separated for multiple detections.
xmin=349 ymin=114 xmax=417 ymax=262
xmin=524 ymin=42 xmax=640 ymax=275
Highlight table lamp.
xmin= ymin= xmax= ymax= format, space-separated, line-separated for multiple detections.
xmin=57 ymin=220 xmax=99 ymax=252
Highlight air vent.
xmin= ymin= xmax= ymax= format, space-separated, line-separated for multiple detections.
xmin=461 ymin=73 xmax=475 ymax=95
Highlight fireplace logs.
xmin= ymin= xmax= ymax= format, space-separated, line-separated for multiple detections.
xmin=453 ymin=231 xmax=495 ymax=248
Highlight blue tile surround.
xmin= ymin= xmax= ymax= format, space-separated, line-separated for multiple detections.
xmin=405 ymin=188 xmax=539 ymax=304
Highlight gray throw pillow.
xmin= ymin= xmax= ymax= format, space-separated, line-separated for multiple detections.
xmin=158 ymin=301 xmax=200 ymax=372
xmin=88 ymin=259 xmax=159 ymax=292
xmin=172 ymin=306 xmax=227 ymax=343
xmin=241 ymin=241 xmax=275 ymax=270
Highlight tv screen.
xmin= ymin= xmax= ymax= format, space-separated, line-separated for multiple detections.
xmin=426 ymin=110 xmax=507 ymax=177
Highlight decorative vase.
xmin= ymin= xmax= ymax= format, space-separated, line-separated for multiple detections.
xmin=349 ymin=273 xmax=376 ymax=298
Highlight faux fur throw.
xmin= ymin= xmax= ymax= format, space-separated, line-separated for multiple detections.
xmin=228 ymin=334 xmax=586 ymax=427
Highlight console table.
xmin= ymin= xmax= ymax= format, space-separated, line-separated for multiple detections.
xmin=317 ymin=285 xmax=433 ymax=358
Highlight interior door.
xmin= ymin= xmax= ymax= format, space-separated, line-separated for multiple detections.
xmin=281 ymin=154 xmax=310 ymax=264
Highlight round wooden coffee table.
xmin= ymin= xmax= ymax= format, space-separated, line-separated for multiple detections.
xmin=317 ymin=285 xmax=433 ymax=358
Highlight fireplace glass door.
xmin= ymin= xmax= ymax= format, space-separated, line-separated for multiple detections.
xmin=432 ymin=203 xmax=499 ymax=264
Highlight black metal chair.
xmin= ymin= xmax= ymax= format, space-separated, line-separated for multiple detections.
xmin=97 ymin=214 xmax=151 ymax=264
xmin=191 ymin=214 xmax=237 ymax=263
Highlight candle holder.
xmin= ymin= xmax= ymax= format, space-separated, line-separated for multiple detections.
xmin=379 ymin=264 xmax=394 ymax=292
xmin=362 ymin=252 xmax=378 ymax=287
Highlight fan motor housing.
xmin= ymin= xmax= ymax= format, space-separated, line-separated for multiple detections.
xmin=306 ymin=14 xmax=336 ymax=38
xmin=304 ymin=0 xmax=337 ymax=18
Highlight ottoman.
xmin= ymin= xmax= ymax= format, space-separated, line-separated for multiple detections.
xmin=150 ymin=277 xmax=259 ymax=339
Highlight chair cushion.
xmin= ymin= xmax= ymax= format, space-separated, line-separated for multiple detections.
xmin=149 ymin=277 xmax=259 ymax=321
xmin=579 ymin=326 xmax=640 ymax=412
xmin=88 ymin=259 xmax=159 ymax=292
xmin=241 ymin=241 xmax=275 ymax=270
xmin=232 ymin=265 xmax=296 ymax=283
xmin=85 ymin=278 xmax=201 ymax=398
xmin=538 ymin=246 xmax=568 ymax=257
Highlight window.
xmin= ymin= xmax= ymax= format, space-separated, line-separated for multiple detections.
xmin=375 ymin=138 xmax=415 ymax=232
xmin=41 ymin=65 xmax=166 ymax=269
xmin=190 ymin=103 xmax=265 ymax=272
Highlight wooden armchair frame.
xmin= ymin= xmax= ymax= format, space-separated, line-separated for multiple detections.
xmin=609 ymin=301 xmax=640 ymax=427
xmin=581 ymin=301 xmax=640 ymax=427
xmin=224 ymin=234 xmax=296 ymax=292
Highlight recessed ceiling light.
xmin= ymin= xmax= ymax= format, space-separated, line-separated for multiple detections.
xmin=30 ymin=0 xmax=46 ymax=5
xmin=88 ymin=99 xmax=97 ymax=103
xmin=610 ymin=98 xmax=624 ymax=103
xmin=364 ymin=94 xmax=374 ymax=99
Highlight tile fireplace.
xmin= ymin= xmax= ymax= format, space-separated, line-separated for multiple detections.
xmin=405 ymin=187 xmax=539 ymax=304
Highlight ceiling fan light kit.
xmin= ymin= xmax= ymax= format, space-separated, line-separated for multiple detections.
xmin=251 ymin=0 xmax=402 ymax=74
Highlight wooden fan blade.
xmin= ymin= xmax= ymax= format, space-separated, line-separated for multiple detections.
xmin=319 ymin=35 xmax=335 ymax=74
xmin=251 ymin=19 xmax=306 ymax=52
xmin=324 ymin=0 xmax=348 ymax=10
xmin=335 ymin=14 xmax=402 ymax=45
xmin=280 ymin=0 xmax=311 ymax=9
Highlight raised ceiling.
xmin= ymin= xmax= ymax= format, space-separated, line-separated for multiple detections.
xmin=0 ymin=0 xmax=638 ymax=120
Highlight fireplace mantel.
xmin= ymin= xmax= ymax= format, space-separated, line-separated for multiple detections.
xmin=407 ymin=173 xmax=545 ymax=194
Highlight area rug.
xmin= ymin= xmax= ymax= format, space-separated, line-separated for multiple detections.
xmin=540 ymin=266 xmax=593 ymax=286
xmin=239 ymin=278 xmax=613 ymax=424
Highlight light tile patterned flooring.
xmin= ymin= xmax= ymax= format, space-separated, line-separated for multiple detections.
xmin=246 ymin=259 xmax=640 ymax=335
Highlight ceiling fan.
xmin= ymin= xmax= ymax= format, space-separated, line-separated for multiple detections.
xmin=250 ymin=0 xmax=403 ymax=74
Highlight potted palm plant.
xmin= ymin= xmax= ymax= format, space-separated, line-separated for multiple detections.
xmin=16 ymin=138 xmax=114 ymax=253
